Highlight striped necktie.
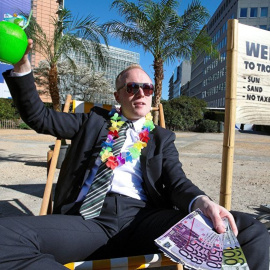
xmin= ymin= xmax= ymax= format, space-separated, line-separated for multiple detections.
xmin=80 ymin=121 xmax=132 ymax=220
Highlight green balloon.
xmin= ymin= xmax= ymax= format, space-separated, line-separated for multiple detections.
xmin=0 ymin=21 xmax=28 ymax=65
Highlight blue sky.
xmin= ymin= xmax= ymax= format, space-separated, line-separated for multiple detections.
xmin=65 ymin=0 xmax=222 ymax=100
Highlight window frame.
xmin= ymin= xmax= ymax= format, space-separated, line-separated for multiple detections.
xmin=260 ymin=7 xmax=268 ymax=17
xmin=250 ymin=7 xmax=258 ymax=18
xmin=259 ymin=25 xmax=267 ymax=30
xmin=240 ymin=7 xmax=248 ymax=18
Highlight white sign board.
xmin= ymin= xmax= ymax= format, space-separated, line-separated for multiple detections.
xmin=236 ymin=23 xmax=270 ymax=125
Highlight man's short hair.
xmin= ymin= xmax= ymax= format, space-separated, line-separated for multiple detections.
xmin=115 ymin=64 xmax=151 ymax=91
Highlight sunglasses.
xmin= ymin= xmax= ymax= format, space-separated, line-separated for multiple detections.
xmin=117 ymin=82 xmax=154 ymax=96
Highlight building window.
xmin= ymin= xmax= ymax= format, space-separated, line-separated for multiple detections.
xmin=259 ymin=25 xmax=267 ymax=30
xmin=261 ymin=7 xmax=268 ymax=17
xmin=240 ymin=8 xmax=247 ymax=17
xmin=250 ymin=8 xmax=258 ymax=17
xmin=202 ymin=91 xmax=206 ymax=98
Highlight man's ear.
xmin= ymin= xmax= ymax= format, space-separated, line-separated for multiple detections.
xmin=114 ymin=91 xmax=120 ymax=104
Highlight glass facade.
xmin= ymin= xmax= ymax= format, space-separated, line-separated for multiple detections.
xmin=168 ymin=61 xmax=191 ymax=99
xmin=65 ymin=42 xmax=140 ymax=105
xmin=187 ymin=0 xmax=270 ymax=109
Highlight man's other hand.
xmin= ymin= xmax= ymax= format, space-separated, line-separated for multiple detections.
xmin=13 ymin=39 xmax=33 ymax=74
xmin=192 ymin=195 xmax=238 ymax=236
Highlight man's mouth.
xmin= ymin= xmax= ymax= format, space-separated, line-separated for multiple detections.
xmin=134 ymin=101 xmax=146 ymax=106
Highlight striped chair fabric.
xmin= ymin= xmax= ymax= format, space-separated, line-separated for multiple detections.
xmin=64 ymin=253 xmax=181 ymax=270
xmin=72 ymin=100 xmax=114 ymax=114
xmin=71 ymin=100 xmax=166 ymax=128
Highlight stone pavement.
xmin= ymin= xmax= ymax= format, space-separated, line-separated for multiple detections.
xmin=0 ymin=128 xmax=269 ymax=219
xmin=0 ymin=129 xmax=269 ymax=268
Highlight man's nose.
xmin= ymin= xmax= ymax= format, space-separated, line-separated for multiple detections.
xmin=136 ymin=86 xmax=145 ymax=97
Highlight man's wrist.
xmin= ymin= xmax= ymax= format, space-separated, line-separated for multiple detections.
xmin=190 ymin=195 xmax=210 ymax=212
xmin=13 ymin=58 xmax=31 ymax=74
xmin=13 ymin=65 xmax=31 ymax=74
xmin=10 ymin=69 xmax=32 ymax=77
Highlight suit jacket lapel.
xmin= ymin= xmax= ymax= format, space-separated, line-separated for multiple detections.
xmin=140 ymin=131 xmax=154 ymax=184
xmin=140 ymin=130 xmax=164 ymax=206
xmin=89 ymin=118 xmax=109 ymax=159
xmin=141 ymin=131 xmax=154 ymax=160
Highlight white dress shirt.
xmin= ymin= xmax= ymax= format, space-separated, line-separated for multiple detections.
xmin=109 ymin=116 xmax=147 ymax=201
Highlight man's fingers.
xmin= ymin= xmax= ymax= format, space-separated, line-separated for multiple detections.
xmin=208 ymin=211 xmax=226 ymax=234
xmin=193 ymin=197 xmax=238 ymax=236
xmin=13 ymin=39 xmax=33 ymax=72
xmin=226 ymin=213 xmax=238 ymax=236
xmin=24 ymin=39 xmax=33 ymax=56
xmin=212 ymin=210 xmax=238 ymax=236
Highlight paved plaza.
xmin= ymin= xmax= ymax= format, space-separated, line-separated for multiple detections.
xmin=0 ymin=129 xmax=269 ymax=268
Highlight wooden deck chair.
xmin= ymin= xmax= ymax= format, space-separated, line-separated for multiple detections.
xmin=40 ymin=95 xmax=183 ymax=270
xmin=64 ymin=253 xmax=180 ymax=269
xmin=71 ymin=100 xmax=165 ymax=128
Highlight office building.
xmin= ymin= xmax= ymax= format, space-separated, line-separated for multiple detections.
xmin=0 ymin=0 xmax=31 ymax=98
xmin=0 ymin=0 xmax=139 ymax=106
xmin=0 ymin=0 xmax=62 ymax=101
xmin=168 ymin=61 xmax=191 ymax=100
xmin=31 ymin=0 xmax=62 ymax=71
xmin=63 ymin=43 xmax=140 ymax=105
xmin=184 ymin=0 xmax=270 ymax=108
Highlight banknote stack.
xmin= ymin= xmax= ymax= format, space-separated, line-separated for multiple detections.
xmin=155 ymin=209 xmax=249 ymax=270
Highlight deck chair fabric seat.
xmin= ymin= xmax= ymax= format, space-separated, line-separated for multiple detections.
xmin=72 ymin=100 xmax=113 ymax=114
xmin=40 ymin=97 xmax=166 ymax=215
xmin=40 ymin=96 xmax=183 ymax=270
xmin=64 ymin=253 xmax=180 ymax=270
xmin=71 ymin=100 xmax=165 ymax=128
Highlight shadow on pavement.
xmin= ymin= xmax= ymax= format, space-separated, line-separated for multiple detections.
xmin=0 ymin=154 xmax=47 ymax=167
xmin=0 ymin=199 xmax=35 ymax=217
xmin=0 ymin=183 xmax=55 ymax=199
xmin=238 ymin=130 xmax=270 ymax=136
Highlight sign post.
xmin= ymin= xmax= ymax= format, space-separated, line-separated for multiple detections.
xmin=219 ymin=19 xmax=238 ymax=210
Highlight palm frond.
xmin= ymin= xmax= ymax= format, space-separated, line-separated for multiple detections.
xmin=108 ymin=0 xmax=215 ymax=107
xmin=24 ymin=7 xmax=108 ymax=110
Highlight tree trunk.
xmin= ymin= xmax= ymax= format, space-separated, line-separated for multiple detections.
xmin=49 ymin=64 xmax=61 ymax=111
xmin=153 ymin=57 xmax=164 ymax=124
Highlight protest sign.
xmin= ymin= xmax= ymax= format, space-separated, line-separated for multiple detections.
xmin=236 ymin=23 xmax=270 ymax=124
xmin=220 ymin=20 xmax=270 ymax=209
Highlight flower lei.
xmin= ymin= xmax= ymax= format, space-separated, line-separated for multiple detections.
xmin=100 ymin=108 xmax=155 ymax=170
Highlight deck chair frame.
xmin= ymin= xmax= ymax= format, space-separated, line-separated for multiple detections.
xmin=39 ymin=95 xmax=183 ymax=270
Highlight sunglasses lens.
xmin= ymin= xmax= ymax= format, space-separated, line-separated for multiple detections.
xmin=142 ymin=83 xmax=154 ymax=95
xmin=126 ymin=82 xmax=154 ymax=95
xmin=126 ymin=82 xmax=139 ymax=94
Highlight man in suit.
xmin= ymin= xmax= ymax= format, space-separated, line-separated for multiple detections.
xmin=0 ymin=40 xmax=269 ymax=270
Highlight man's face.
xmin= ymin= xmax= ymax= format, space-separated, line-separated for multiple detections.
xmin=114 ymin=68 xmax=153 ymax=120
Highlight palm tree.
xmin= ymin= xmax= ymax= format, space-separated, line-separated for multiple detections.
xmin=104 ymin=0 xmax=217 ymax=119
xmin=26 ymin=8 xmax=108 ymax=111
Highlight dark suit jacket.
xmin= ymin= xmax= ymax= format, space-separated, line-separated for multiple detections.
xmin=3 ymin=71 xmax=206 ymax=214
